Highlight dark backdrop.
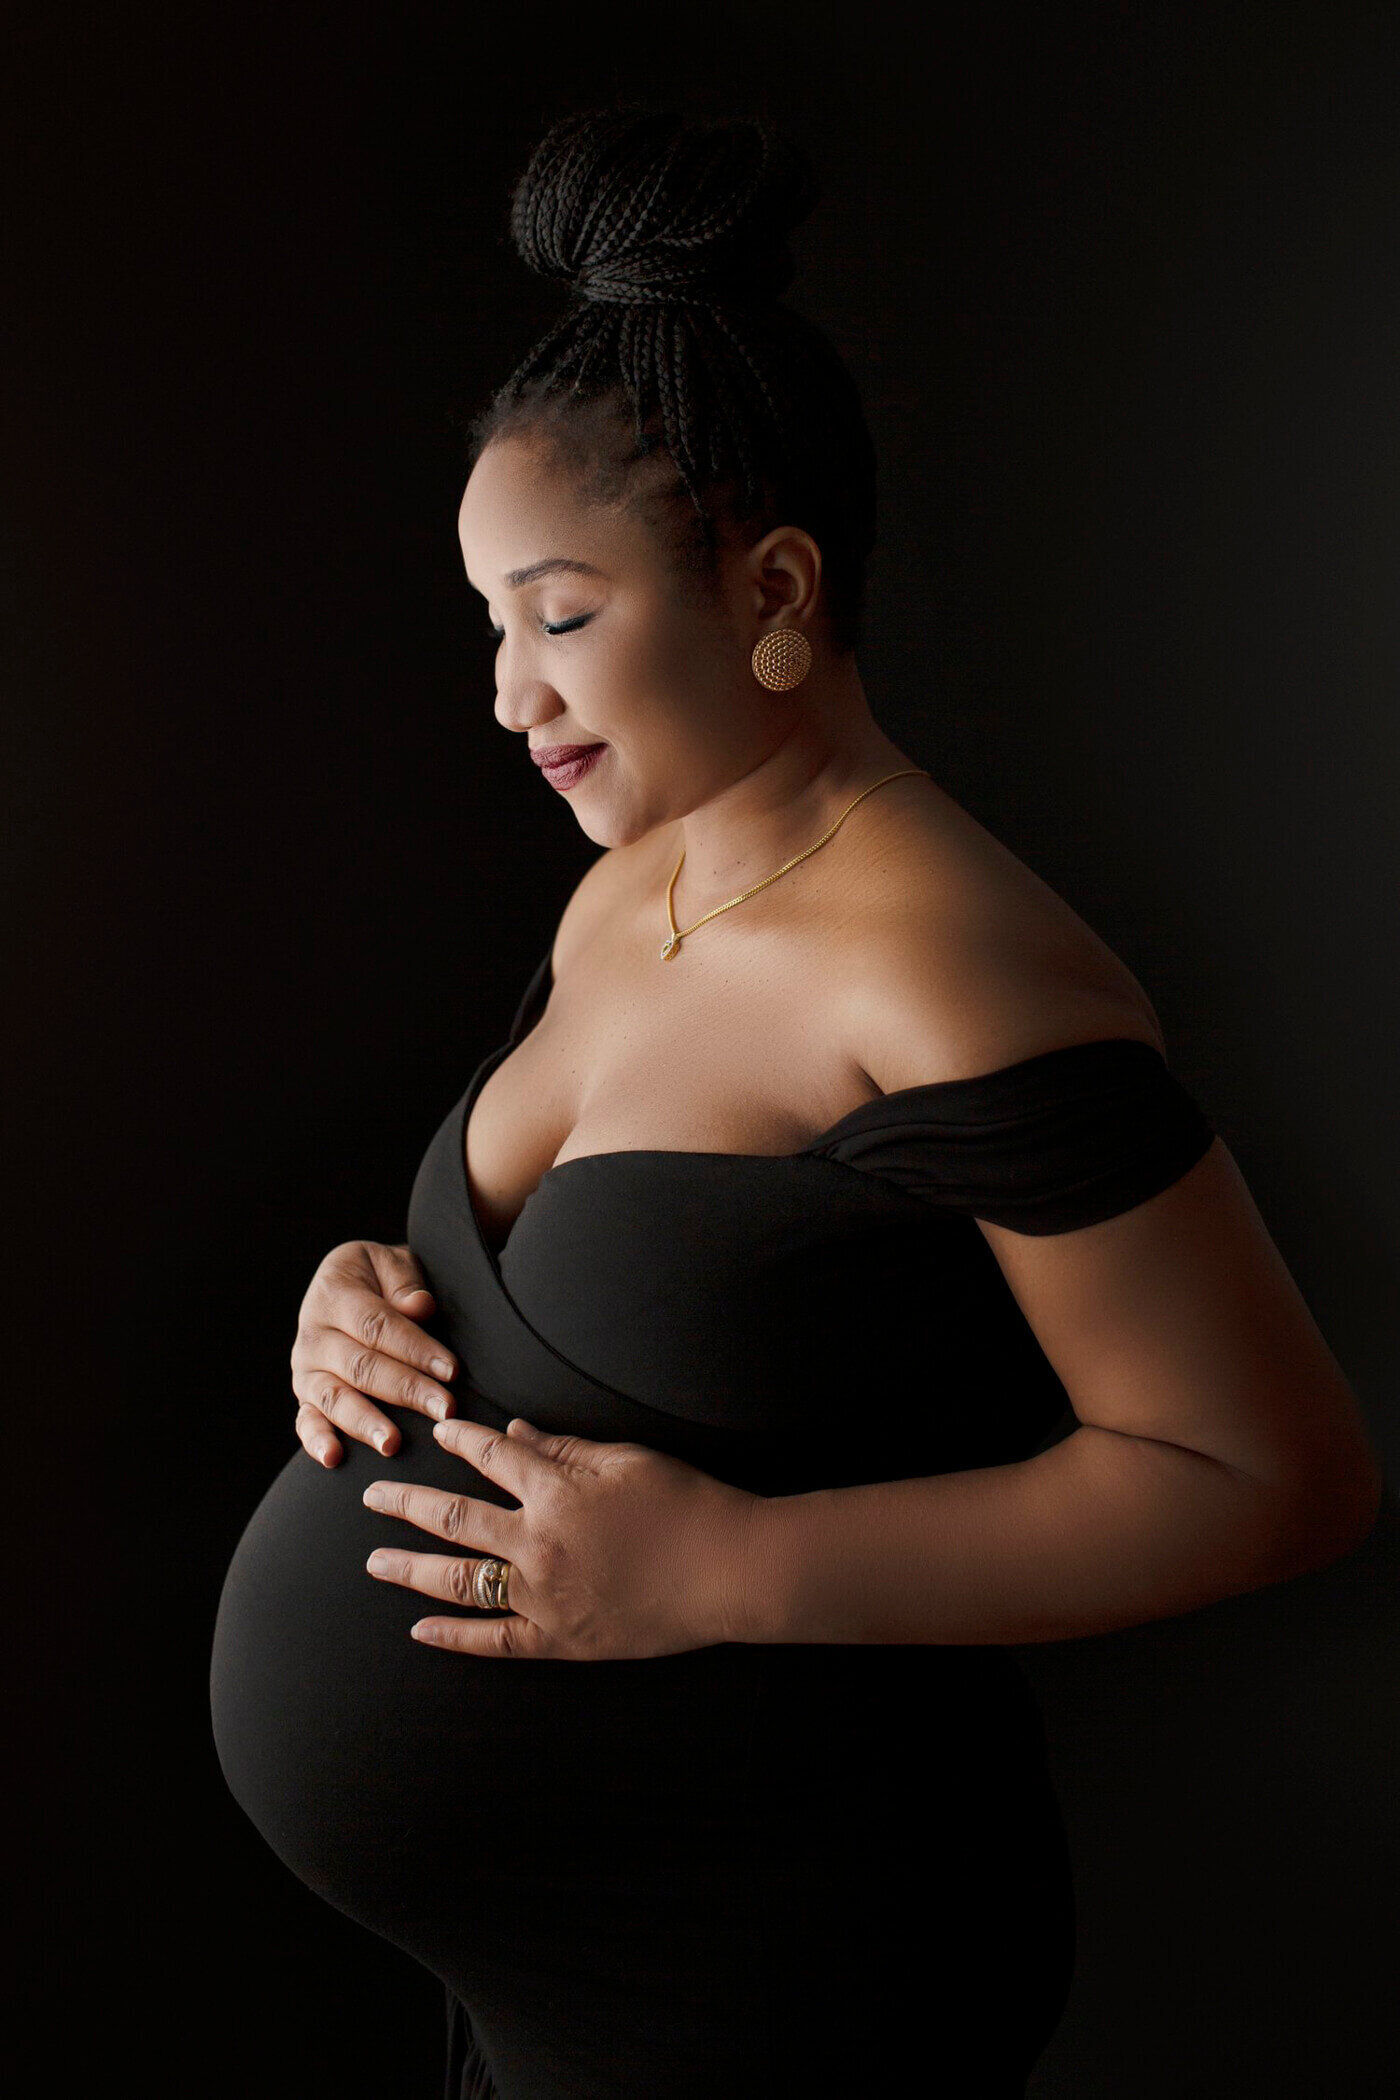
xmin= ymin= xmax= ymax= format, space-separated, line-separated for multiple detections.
xmin=8 ymin=3 xmax=1397 ymax=2093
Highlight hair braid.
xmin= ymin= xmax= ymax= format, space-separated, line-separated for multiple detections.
xmin=706 ymin=307 xmax=790 ymax=469
xmin=669 ymin=307 xmax=712 ymax=519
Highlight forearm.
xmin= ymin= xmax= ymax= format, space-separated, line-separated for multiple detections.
xmin=740 ymin=1424 xmax=1331 ymax=1647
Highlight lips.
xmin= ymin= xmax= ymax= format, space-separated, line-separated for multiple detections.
xmin=530 ymin=742 xmax=603 ymax=767
xmin=534 ymin=742 xmax=606 ymax=794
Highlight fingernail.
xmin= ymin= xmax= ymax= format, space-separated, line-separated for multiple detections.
xmin=431 ymin=1356 xmax=454 ymax=1379
xmin=374 ymin=1429 xmax=393 ymax=1452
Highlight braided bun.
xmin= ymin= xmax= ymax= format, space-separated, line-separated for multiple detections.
xmin=508 ymin=107 xmax=820 ymax=309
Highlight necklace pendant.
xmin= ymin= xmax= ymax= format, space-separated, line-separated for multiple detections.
xmin=660 ymin=934 xmax=679 ymax=961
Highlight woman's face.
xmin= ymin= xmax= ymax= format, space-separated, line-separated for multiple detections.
xmin=457 ymin=430 xmax=806 ymax=850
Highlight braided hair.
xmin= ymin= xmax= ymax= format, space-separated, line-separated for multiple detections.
xmin=462 ymin=108 xmax=877 ymax=656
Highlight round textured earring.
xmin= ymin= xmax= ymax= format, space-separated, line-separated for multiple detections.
xmin=751 ymin=628 xmax=812 ymax=692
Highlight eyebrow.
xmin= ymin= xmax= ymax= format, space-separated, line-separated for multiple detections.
xmin=502 ymin=557 xmax=606 ymax=589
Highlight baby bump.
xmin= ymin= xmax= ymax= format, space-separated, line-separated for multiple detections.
xmin=208 ymin=1394 xmax=769 ymax=1962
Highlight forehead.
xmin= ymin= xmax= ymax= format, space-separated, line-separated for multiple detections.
xmin=458 ymin=434 xmax=632 ymax=589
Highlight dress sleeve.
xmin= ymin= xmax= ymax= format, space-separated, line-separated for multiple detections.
xmin=816 ymin=1037 xmax=1217 ymax=1234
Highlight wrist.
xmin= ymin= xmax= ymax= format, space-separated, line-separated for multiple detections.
xmin=723 ymin=1488 xmax=799 ymax=1645
xmin=707 ymin=1488 xmax=765 ymax=1646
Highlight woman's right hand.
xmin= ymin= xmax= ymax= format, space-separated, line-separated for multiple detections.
xmin=291 ymin=1240 xmax=458 ymax=1467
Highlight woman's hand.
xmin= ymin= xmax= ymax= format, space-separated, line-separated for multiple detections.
xmin=291 ymin=1240 xmax=458 ymax=1467
xmin=361 ymin=1416 xmax=760 ymax=1658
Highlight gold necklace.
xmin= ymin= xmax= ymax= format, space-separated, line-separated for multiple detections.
xmin=659 ymin=767 xmax=931 ymax=961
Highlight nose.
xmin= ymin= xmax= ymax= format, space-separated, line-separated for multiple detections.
xmin=494 ymin=673 xmax=565 ymax=738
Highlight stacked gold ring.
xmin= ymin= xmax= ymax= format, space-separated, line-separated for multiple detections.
xmin=471 ymin=1557 xmax=513 ymax=1611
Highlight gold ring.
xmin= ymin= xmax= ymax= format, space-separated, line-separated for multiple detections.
xmin=471 ymin=1557 xmax=512 ymax=1611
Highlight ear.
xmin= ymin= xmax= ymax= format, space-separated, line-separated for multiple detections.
xmin=745 ymin=525 xmax=822 ymax=628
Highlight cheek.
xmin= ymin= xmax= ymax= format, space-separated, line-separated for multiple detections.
xmin=588 ymin=621 xmax=694 ymax=732
xmin=578 ymin=589 xmax=736 ymax=751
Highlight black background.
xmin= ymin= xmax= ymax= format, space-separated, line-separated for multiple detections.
xmin=8 ymin=2 xmax=1398 ymax=2093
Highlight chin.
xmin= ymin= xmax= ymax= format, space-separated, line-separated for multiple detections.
xmin=578 ymin=801 xmax=657 ymax=851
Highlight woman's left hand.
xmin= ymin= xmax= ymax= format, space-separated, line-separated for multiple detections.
xmin=361 ymin=1416 xmax=761 ymax=1658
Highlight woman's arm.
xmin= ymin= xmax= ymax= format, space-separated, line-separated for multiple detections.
xmin=734 ymin=1139 xmax=1383 ymax=1647
xmin=738 ymin=1420 xmax=1375 ymax=1647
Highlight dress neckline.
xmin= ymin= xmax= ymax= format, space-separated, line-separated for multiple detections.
xmin=457 ymin=944 xmax=1167 ymax=1269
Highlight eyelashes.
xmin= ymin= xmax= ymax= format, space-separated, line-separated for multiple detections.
xmin=487 ymin=613 xmax=595 ymax=641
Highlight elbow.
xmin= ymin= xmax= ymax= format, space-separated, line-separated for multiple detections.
xmin=1268 ymin=1452 xmax=1386 ymax=1579
xmin=1330 ymin=1455 xmax=1387 ymax=1559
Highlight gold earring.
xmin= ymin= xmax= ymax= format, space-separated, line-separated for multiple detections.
xmin=751 ymin=628 xmax=812 ymax=691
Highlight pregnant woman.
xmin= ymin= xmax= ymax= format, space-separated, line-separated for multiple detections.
xmin=209 ymin=108 xmax=1382 ymax=2099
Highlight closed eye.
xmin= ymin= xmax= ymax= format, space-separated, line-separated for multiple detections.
xmin=487 ymin=613 xmax=595 ymax=640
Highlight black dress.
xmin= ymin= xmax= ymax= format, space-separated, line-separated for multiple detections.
xmin=210 ymin=941 xmax=1215 ymax=2099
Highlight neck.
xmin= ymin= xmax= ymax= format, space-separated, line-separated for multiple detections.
xmin=669 ymin=661 xmax=922 ymax=917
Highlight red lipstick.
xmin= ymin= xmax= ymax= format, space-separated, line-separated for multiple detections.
xmin=531 ymin=742 xmax=606 ymax=792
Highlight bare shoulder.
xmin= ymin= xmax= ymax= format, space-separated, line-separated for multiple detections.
xmin=841 ymin=779 xmax=1167 ymax=1092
